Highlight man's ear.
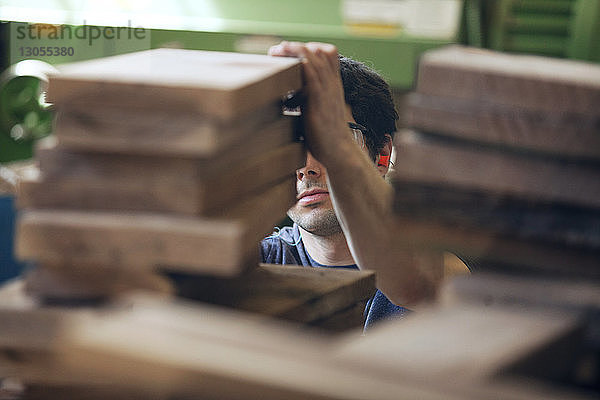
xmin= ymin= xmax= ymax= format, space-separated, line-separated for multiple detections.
xmin=376 ymin=134 xmax=393 ymax=177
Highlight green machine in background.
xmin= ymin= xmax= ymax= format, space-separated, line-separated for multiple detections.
xmin=0 ymin=59 xmax=55 ymax=162
xmin=485 ymin=0 xmax=600 ymax=60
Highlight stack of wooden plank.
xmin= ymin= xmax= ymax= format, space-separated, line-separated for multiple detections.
xmin=8 ymin=48 xmax=375 ymax=329
xmin=1 ymin=282 xmax=596 ymax=400
xmin=391 ymin=45 xmax=600 ymax=277
xmin=14 ymin=48 xmax=305 ymax=300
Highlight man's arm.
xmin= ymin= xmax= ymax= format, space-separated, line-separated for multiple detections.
xmin=269 ymin=42 xmax=442 ymax=307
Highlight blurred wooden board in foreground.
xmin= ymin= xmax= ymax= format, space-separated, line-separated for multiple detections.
xmin=416 ymin=45 xmax=600 ymax=116
xmin=46 ymin=48 xmax=302 ymax=121
xmin=405 ymin=93 xmax=600 ymax=160
xmin=409 ymin=47 xmax=600 ymax=279
xmin=173 ymin=263 xmax=375 ymax=330
xmin=441 ymin=272 xmax=600 ymax=312
xmin=0 ymin=292 xmax=445 ymax=400
xmin=334 ymin=304 xmax=578 ymax=383
xmin=53 ymin=102 xmax=292 ymax=157
xmin=18 ymin=140 xmax=303 ymax=215
xmin=22 ymin=264 xmax=174 ymax=303
xmin=389 ymin=215 xmax=600 ymax=279
xmin=21 ymin=263 xmax=375 ymax=332
xmin=16 ymin=179 xmax=295 ymax=277
xmin=389 ymin=129 xmax=600 ymax=277
xmin=391 ymin=130 xmax=600 ymax=210
xmin=393 ymin=183 xmax=600 ymax=251
xmin=0 ymin=287 xmax=594 ymax=400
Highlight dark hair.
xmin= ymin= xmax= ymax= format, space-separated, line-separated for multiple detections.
xmin=339 ymin=55 xmax=398 ymax=160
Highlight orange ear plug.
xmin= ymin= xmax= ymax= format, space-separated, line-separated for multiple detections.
xmin=378 ymin=155 xmax=390 ymax=167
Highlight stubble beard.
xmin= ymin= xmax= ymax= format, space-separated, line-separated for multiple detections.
xmin=287 ymin=179 xmax=343 ymax=237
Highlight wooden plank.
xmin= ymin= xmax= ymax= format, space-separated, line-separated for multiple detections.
xmin=15 ymin=178 xmax=296 ymax=277
xmin=54 ymin=102 xmax=293 ymax=157
xmin=23 ymin=264 xmax=174 ymax=303
xmin=404 ymin=92 xmax=600 ymax=160
xmin=18 ymin=141 xmax=304 ymax=215
xmin=334 ymin=304 xmax=579 ymax=383
xmin=173 ymin=263 xmax=375 ymax=326
xmin=0 ymin=286 xmax=593 ymax=400
xmin=309 ymin=301 xmax=368 ymax=333
xmin=391 ymin=130 xmax=600 ymax=209
xmin=333 ymin=303 xmax=594 ymax=400
xmin=393 ymin=182 xmax=600 ymax=251
xmin=0 ymin=293 xmax=453 ymax=400
xmin=416 ymin=45 xmax=600 ymax=116
xmin=22 ymin=384 xmax=154 ymax=400
xmin=388 ymin=215 xmax=600 ymax=279
xmin=46 ymin=48 xmax=302 ymax=121
xmin=441 ymin=272 xmax=600 ymax=311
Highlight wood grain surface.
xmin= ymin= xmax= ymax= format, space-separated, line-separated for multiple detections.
xmin=15 ymin=179 xmax=295 ymax=276
xmin=53 ymin=102 xmax=293 ymax=157
xmin=18 ymin=140 xmax=303 ymax=215
xmin=404 ymin=93 xmax=600 ymax=160
xmin=391 ymin=130 xmax=600 ymax=209
xmin=174 ymin=263 xmax=375 ymax=327
xmin=47 ymin=48 xmax=302 ymax=120
xmin=416 ymin=45 xmax=600 ymax=116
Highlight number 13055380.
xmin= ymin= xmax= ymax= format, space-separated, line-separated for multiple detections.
xmin=19 ymin=46 xmax=74 ymax=57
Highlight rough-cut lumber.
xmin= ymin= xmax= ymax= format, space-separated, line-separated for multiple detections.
xmin=18 ymin=140 xmax=304 ymax=215
xmin=46 ymin=48 xmax=303 ymax=121
xmin=404 ymin=92 xmax=600 ymax=160
xmin=22 ymin=263 xmax=373 ymax=329
xmin=441 ymin=272 xmax=600 ymax=311
xmin=23 ymin=264 xmax=174 ymax=302
xmin=173 ymin=263 xmax=375 ymax=327
xmin=0 ymin=293 xmax=457 ymax=400
xmin=15 ymin=179 xmax=295 ymax=276
xmin=334 ymin=304 xmax=579 ymax=383
xmin=389 ymin=215 xmax=600 ymax=279
xmin=391 ymin=130 xmax=600 ymax=209
xmin=310 ymin=301 xmax=367 ymax=333
xmin=53 ymin=102 xmax=293 ymax=157
xmin=393 ymin=182 xmax=600 ymax=250
xmin=0 ymin=287 xmax=594 ymax=400
xmin=416 ymin=45 xmax=600 ymax=116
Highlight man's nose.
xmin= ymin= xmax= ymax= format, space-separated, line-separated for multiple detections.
xmin=296 ymin=152 xmax=323 ymax=180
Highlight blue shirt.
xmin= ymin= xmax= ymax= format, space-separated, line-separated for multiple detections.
xmin=260 ymin=223 xmax=409 ymax=331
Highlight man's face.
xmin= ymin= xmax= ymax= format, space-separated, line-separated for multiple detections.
xmin=287 ymin=105 xmax=366 ymax=236
xmin=287 ymin=151 xmax=340 ymax=236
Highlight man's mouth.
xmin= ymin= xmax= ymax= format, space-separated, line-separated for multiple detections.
xmin=297 ymin=188 xmax=330 ymax=206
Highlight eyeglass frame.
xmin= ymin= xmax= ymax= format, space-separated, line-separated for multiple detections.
xmin=348 ymin=122 xmax=369 ymax=149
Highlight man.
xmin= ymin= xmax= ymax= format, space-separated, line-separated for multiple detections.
xmin=261 ymin=42 xmax=444 ymax=330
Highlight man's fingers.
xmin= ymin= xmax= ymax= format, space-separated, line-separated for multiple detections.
xmin=268 ymin=41 xmax=302 ymax=57
xmin=267 ymin=42 xmax=321 ymax=89
xmin=268 ymin=41 xmax=308 ymax=57
xmin=305 ymin=42 xmax=340 ymax=74
xmin=302 ymin=42 xmax=341 ymax=89
xmin=267 ymin=43 xmax=284 ymax=57
xmin=268 ymin=42 xmax=340 ymax=85
xmin=269 ymin=42 xmax=339 ymax=74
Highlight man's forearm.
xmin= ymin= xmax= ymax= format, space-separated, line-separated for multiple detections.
xmin=325 ymin=139 xmax=442 ymax=307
